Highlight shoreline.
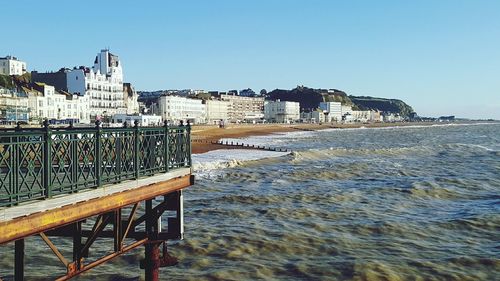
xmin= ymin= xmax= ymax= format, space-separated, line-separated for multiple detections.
xmin=190 ymin=121 xmax=482 ymax=154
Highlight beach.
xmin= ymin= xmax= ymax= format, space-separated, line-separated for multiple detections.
xmin=191 ymin=122 xmax=442 ymax=154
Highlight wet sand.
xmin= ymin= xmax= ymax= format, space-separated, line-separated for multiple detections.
xmin=191 ymin=122 xmax=438 ymax=154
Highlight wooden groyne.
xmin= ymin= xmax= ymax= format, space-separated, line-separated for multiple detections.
xmin=192 ymin=139 xmax=290 ymax=153
xmin=291 ymin=127 xmax=316 ymax=132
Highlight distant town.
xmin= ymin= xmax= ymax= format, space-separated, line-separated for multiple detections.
xmin=1 ymin=50 xmax=460 ymax=127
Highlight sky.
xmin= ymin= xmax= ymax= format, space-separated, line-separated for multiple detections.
xmin=2 ymin=0 xmax=499 ymax=119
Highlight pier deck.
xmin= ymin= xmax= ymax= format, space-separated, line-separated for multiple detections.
xmin=0 ymin=121 xmax=193 ymax=280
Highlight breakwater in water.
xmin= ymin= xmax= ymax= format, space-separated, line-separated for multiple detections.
xmin=1 ymin=123 xmax=499 ymax=280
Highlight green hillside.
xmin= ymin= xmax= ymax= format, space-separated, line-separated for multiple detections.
xmin=266 ymin=86 xmax=415 ymax=117
xmin=0 ymin=73 xmax=31 ymax=89
xmin=349 ymin=96 xmax=414 ymax=117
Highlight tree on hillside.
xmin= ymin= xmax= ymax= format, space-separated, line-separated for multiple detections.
xmin=0 ymin=74 xmax=14 ymax=89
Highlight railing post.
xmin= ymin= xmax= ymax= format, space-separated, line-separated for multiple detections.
xmin=43 ymin=119 xmax=52 ymax=199
xmin=134 ymin=120 xmax=140 ymax=179
xmin=186 ymin=121 xmax=192 ymax=167
xmin=13 ymin=124 xmax=21 ymax=205
xmin=69 ymin=121 xmax=78 ymax=192
xmin=95 ymin=120 xmax=102 ymax=188
xmin=164 ymin=120 xmax=169 ymax=172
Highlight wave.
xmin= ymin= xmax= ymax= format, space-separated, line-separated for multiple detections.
xmin=192 ymin=149 xmax=290 ymax=176
xmin=289 ymin=141 xmax=498 ymax=163
xmin=219 ymin=130 xmax=317 ymax=147
xmin=290 ymin=146 xmax=434 ymax=161
xmin=317 ymin=122 xmax=500 ymax=133
xmin=443 ymin=143 xmax=498 ymax=152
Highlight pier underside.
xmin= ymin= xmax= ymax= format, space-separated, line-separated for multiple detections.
xmin=0 ymin=169 xmax=193 ymax=280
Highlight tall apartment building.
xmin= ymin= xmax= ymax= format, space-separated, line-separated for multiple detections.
xmin=158 ymin=95 xmax=206 ymax=124
xmin=319 ymin=102 xmax=342 ymax=122
xmin=0 ymin=56 xmax=27 ymax=76
xmin=32 ymin=50 xmax=137 ymax=122
xmin=264 ymin=100 xmax=300 ymax=123
xmin=67 ymin=50 xmax=127 ymax=121
xmin=205 ymin=99 xmax=230 ymax=124
xmin=220 ymin=94 xmax=264 ymax=122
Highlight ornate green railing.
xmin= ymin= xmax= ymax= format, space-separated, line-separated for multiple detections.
xmin=0 ymin=120 xmax=191 ymax=207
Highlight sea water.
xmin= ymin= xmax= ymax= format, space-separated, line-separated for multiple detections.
xmin=1 ymin=123 xmax=499 ymax=280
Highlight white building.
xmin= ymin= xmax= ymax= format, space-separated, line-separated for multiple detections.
xmin=25 ymin=83 xmax=90 ymax=124
xmin=220 ymin=94 xmax=264 ymax=122
xmin=319 ymin=102 xmax=342 ymax=122
xmin=264 ymin=100 xmax=300 ymax=123
xmin=351 ymin=110 xmax=371 ymax=122
xmin=123 ymin=83 xmax=140 ymax=114
xmin=371 ymin=110 xmax=383 ymax=122
xmin=341 ymin=105 xmax=353 ymax=116
xmin=67 ymin=49 xmax=127 ymax=121
xmin=343 ymin=113 xmax=354 ymax=123
xmin=111 ymin=114 xmax=162 ymax=127
xmin=158 ymin=95 xmax=206 ymax=124
xmin=0 ymin=56 xmax=27 ymax=76
xmin=383 ymin=113 xmax=403 ymax=122
xmin=300 ymin=110 xmax=326 ymax=123
xmin=205 ymin=99 xmax=230 ymax=124
xmin=0 ymin=88 xmax=30 ymax=124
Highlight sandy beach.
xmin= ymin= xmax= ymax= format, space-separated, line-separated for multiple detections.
xmin=190 ymin=122 xmax=440 ymax=154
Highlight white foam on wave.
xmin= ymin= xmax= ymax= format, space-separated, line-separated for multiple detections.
xmin=450 ymin=143 xmax=498 ymax=152
xmin=219 ymin=130 xmax=316 ymax=147
xmin=192 ymin=149 xmax=289 ymax=177
xmin=318 ymin=122 xmax=500 ymax=133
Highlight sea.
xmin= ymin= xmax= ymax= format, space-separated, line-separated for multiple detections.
xmin=1 ymin=122 xmax=499 ymax=280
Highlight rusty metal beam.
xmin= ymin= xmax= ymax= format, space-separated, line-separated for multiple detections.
xmin=55 ymin=238 xmax=148 ymax=281
xmin=44 ymin=229 xmax=177 ymax=241
xmin=122 ymin=203 xmax=139 ymax=243
xmin=0 ymin=174 xmax=192 ymax=244
xmin=39 ymin=232 xmax=70 ymax=267
xmin=80 ymin=213 xmax=112 ymax=258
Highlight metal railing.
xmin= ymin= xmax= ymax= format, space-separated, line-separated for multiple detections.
xmin=0 ymin=120 xmax=191 ymax=207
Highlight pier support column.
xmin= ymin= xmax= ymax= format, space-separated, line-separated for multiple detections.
xmin=144 ymin=242 xmax=161 ymax=281
xmin=73 ymin=221 xmax=82 ymax=270
xmin=15 ymin=239 xmax=24 ymax=281
xmin=144 ymin=199 xmax=160 ymax=281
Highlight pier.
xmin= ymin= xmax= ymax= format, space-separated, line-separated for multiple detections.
xmin=0 ymin=120 xmax=193 ymax=280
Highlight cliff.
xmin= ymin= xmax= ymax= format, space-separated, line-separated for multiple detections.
xmin=0 ymin=73 xmax=32 ymax=89
xmin=266 ymin=86 xmax=415 ymax=117
xmin=348 ymin=96 xmax=414 ymax=117
xmin=265 ymin=86 xmax=323 ymax=110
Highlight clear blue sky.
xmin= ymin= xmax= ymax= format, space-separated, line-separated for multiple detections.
xmin=2 ymin=0 xmax=499 ymax=119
